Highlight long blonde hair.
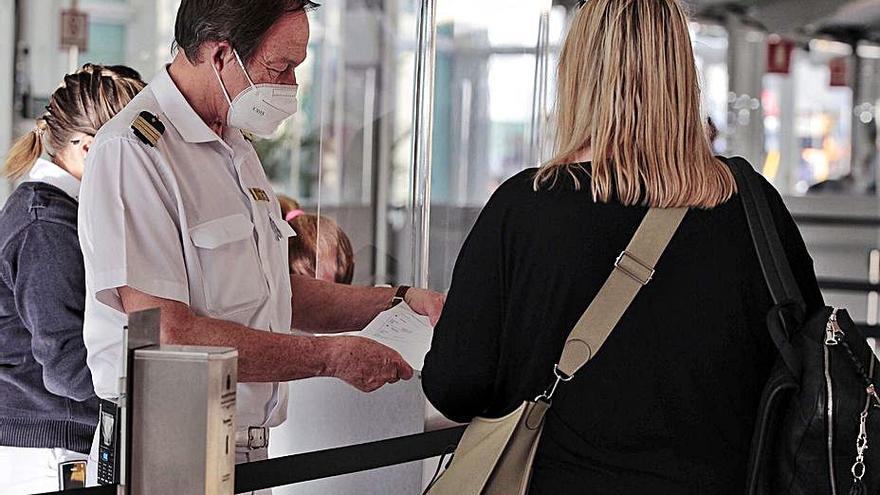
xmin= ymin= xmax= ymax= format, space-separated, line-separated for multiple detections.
xmin=3 ymin=64 xmax=145 ymax=180
xmin=534 ymin=0 xmax=736 ymax=209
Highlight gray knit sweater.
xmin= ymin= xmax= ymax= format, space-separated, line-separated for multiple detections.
xmin=0 ymin=181 xmax=98 ymax=454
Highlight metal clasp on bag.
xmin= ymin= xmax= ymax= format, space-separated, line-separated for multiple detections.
xmin=535 ymin=365 xmax=573 ymax=404
xmin=615 ymin=251 xmax=655 ymax=286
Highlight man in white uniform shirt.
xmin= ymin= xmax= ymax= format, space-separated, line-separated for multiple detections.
xmin=78 ymin=0 xmax=444 ymax=486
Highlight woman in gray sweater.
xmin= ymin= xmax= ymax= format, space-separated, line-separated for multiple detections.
xmin=0 ymin=64 xmax=143 ymax=494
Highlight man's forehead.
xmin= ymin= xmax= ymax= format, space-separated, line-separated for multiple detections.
xmin=260 ymin=11 xmax=310 ymax=63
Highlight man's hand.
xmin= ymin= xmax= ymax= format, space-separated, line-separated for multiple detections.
xmin=324 ymin=336 xmax=414 ymax=392
xmin=405 ymin=288 xmax=446 ymax=326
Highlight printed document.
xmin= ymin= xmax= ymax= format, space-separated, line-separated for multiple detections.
xmin=352 ymin=302 xmax=434 ymax=372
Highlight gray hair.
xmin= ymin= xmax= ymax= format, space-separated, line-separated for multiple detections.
xmin=173 ymin=0 xmax=320 ymax=64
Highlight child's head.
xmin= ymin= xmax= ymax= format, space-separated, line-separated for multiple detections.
xmin=278 ymin=196 xmax=355 ymax=284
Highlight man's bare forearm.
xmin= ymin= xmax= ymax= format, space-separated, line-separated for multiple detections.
xmin=119 ymin=286 xmax=339 ymax=383
xmin=291 ymin=275 xmax=394 ymax=333
xmin=168 ymin=314 xmax=335 ymax=383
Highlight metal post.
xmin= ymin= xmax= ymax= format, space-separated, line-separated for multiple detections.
xmin=362 ymin=67 xmax=377 ymax=206
xmin=850 ymin=50 xmax=868 ymax=191
xmin=868 ymin=250 xmax=880 ymax=326
xmin=373 ymin=0 xmax=398 ymax=286
xmin=455 ymin=79 xmax=472 ymax=206
xmin=529 ymin=8 xmax=551 ymax=168
xmin=0 ymin=0 xmax=15 ymax=203
xmin=122 ymin=309 xmax=238 ymax=495
xmin=725 ymin=12 xmax=767 ymax=167
xmin=409 ymin=0 xmax=437 ymax=289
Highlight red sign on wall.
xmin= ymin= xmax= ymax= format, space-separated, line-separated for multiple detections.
xmin=829 ymin=57 xmax=849 ymax=87
xmin=767 ymin=38 xmax=795 ymax=74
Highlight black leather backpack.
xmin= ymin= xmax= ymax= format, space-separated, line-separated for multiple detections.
xmin=727 ymin=158 xmax=880 ymax=495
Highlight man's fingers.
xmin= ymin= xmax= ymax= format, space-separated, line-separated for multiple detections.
xmin=396 ymin=359 xmax=414 ymax=381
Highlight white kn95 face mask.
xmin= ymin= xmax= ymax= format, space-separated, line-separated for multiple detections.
xmin=213 ymin=49 xmax=299 ymax=139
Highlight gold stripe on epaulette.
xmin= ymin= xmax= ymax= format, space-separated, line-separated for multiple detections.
xmin=132 ymin=119 xmax=161 ymax=145
xmin=131 ymin=112 xmax=165 ymax=147
xmin=134 ymin=120 xmax=160 ymax=142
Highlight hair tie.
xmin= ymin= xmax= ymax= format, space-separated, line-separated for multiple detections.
xmin=35 ymin=119 xmax=47 ymax=136
xmin=285 ymin=209 xmax=306 ymax=222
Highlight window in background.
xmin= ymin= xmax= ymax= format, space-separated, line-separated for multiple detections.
xmin=691 ymin=22 xmax=729 ymax=155
xmin=792 ymin=43 xmax=853 ymax=195
xmin=78 ymin=22 xmax=127 ymax=66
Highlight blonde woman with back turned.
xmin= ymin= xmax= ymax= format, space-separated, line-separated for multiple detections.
xmin=0 ymin=64 xmax=144 ymax=494
xmin=422 ymin=1 xmax=824 ymax=493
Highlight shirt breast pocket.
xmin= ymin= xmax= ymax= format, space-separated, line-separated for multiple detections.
xmin=189 ymin=214 xmax=268 ymax=317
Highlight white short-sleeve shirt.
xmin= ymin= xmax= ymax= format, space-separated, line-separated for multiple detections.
xmin=79 ymin=67 xmax=295 ymax=428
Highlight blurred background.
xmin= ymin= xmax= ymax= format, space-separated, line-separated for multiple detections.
xmin=4 ymin=0 xmax=880 ymax=297
xmin=5 ymin=0 xmax=880 ymax=492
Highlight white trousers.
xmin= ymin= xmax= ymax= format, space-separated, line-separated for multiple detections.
xmin=0 ymin=446 xmax=88 ymax=495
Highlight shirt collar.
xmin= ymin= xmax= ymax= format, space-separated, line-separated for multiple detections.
xmin=28 ymin=158 xmax=81 ymax=201
xmin=151 ymin=66 xmax=222 ymax=144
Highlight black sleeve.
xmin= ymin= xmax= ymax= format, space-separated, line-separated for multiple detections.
xmin=11 ymin=222 xmax=95 ymax=402
xmin=421 ymin=187 xmax=510 ymax=423
xmin=757 ymin=176 xmax=826 ymax=315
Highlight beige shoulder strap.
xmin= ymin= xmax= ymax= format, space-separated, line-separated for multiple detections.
xmin=556 ymin=207 xmax=687 ymax=378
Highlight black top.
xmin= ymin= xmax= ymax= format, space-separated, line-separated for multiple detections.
xmin=0 ymin=182 xmax=98 ymax=454
xmin=421 ymin=164 xmax=824 ymax=495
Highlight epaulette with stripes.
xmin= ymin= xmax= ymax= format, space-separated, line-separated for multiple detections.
xmin=131 ymin=111 xmax=165 ymax=147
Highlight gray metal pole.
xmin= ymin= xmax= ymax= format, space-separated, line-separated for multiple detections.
xmin=0 ymin=0 xmax=15 ymax=203
xmin=409 ymin=0 xmax=437 ymax=289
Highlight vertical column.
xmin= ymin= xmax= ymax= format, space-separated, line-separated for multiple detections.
xmin=0 ymin=0 xmax=14 ymax=201
xmin=410 ymin=0 xmax=437 ymax=288
xmin=776 ymin=57 xmax=798 ymax=194
xmin=851 ymin=49 xmax=880 ymax=194
xmin=725 ymin=13 xmax=767 ymax=168
xmin=373 ymin=0 xmax=400 ymax=286
xmin=529 ymin=9 xmax=551 ymax=167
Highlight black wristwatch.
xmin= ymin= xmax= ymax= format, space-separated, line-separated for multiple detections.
xmin=390 ymin=285 xmax=411 ymax=309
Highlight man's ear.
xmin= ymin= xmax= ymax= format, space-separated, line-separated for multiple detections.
xmin=204 ymin=41 xmax=234 ymax=72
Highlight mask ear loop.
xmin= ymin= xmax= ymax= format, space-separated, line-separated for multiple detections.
xmin=212 ymin=61 xmax=234 ymax=106
xmin=232 ymin=49 xmax=257 ymax=88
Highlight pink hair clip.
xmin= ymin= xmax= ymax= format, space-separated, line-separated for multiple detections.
xmin=285 ymin=209 xmax=306 ymax=222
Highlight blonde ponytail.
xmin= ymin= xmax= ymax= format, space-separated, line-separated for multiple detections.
xmin=2 ymin=64 xmax=146 ymax=182
xmin=3 ymin=123 xmax=45 ymax=180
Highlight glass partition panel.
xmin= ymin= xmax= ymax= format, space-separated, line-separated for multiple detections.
xmin=264 ymin=3 xmax=431 ymax=494
xmin=256 ymin=0 xmax=420 ymax=287
xmin=425 ymin=0 xmax=558 ymax=292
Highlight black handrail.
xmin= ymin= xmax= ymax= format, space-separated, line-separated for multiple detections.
xmin=34 ymin=486 xmax=115 ymax=495
xmin=857 ymin=324 xmax=880 ymax=339
xmin=33 ymin=426 xmax=467 ymax=495
xmin=818 ymin=278 xmax=880 ymax=293
xmin=235 ymin=425 xmax=466 ymax=493
xmin=793 ymin=214 xmax=880 ymax=228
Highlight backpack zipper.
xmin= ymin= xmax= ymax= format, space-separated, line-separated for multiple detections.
xmin=825 ymin=308 xmax=842 ymax=346
xmin=824 ymin=308 xmax=841 ymax=495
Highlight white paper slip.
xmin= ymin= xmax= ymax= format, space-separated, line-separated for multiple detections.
xmin=353 ymin=302 xmax=434 ymax=372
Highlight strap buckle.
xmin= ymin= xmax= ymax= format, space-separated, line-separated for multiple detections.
xmin=249 ymin=427 xmax=268 ymax=449
xmin=535 ymin=365 xmax=573 ymax=403
xmin=235 ymin=427 xmax=269 ymax=450
xmin=615 ymin=251 xmax=655 ymax=286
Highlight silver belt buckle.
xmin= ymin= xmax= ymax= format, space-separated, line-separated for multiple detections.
xmin=248 ymin=426 xmax=268 ymax=449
